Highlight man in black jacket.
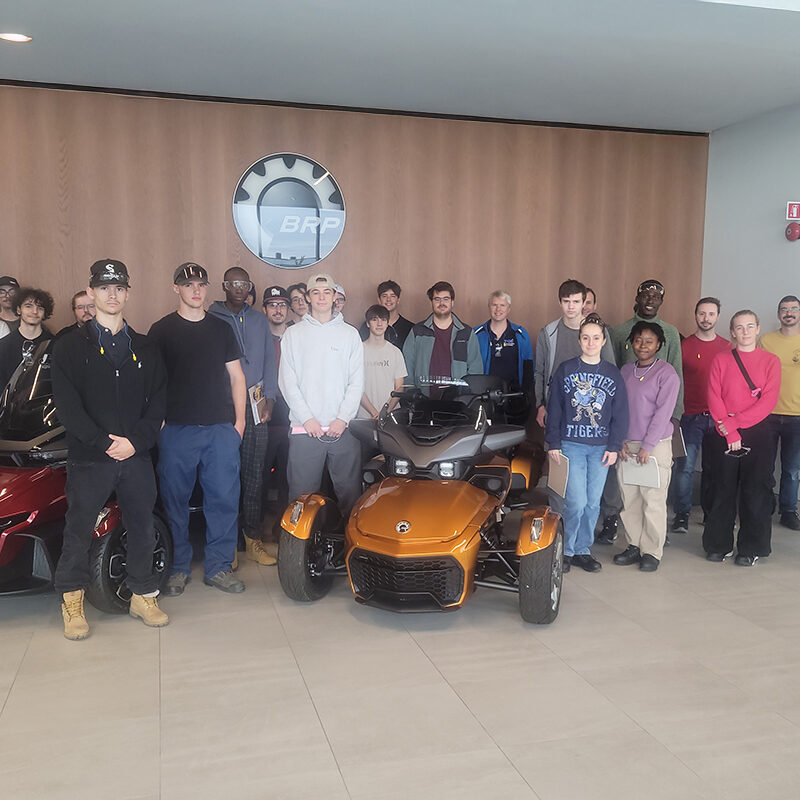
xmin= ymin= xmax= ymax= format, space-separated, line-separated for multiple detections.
xmin=52 ymin=259 xmax=168 ymax=640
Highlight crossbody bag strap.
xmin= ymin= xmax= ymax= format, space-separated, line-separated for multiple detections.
xmin=732 ymin=349 xmax=761 ymax=398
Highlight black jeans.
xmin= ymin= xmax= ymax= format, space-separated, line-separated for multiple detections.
xmin=703 ymin=420 xmax=776 ymax=557
xmin=264 ymin=425 xmax=289 ymax=514
xmin=54 ymin=456 xmax=159 ymax=595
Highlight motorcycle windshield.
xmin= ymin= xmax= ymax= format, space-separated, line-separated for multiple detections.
xmin=0 ymin=341 xmax=62 ymax=445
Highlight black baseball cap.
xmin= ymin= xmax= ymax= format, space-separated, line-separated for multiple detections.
xmin=263 ymin=285 xmax=289 ymax=304
xmin=0 ymin=276 xmax=20 ymax=289
xmin=173 ymin=262 xmax=209 ymax=285
xmin=89 ymin=259 xmax=130 ymax=288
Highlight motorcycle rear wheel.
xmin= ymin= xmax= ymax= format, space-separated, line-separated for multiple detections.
xmin=518 ymin=521 xmax=563 ymax=624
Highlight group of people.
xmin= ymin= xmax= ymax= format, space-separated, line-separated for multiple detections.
xmin=540 ymin=279 xmax=787 ymax=577
xmin=1 ymin=262 xmax=795 ymax=639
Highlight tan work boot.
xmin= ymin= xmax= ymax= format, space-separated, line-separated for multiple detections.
xmin=129 ymin=594 xmax=169 ymax=627
xmin=232 ymin=549 xmax=239 ymax=571
xmin=62 ymin=590 xmax=89 ymax=640
xmin=245 ymin=535 xmax=277 ymax=566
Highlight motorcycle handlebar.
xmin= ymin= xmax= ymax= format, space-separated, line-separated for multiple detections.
xmin=486 ymin=389 xmax=525 ymax=400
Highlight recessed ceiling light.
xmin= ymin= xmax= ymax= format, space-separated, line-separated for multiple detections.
xmin=0 ymin=32 xmax=33 ymax=43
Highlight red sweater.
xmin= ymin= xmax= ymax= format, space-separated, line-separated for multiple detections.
xmin=707 ymin=347 xmax=780 ymax=444
xmin=681 ymin=334 xmax=730 ymax=415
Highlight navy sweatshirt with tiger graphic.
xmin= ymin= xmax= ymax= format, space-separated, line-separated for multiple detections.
xmin=544 ymin=356 xmax=629 ymax=452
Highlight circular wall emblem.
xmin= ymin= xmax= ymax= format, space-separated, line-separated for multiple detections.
xmin=232 ymin=153 xmax=345 ymax=269
xmin=395 ymin=521 xmax=411 ymax=534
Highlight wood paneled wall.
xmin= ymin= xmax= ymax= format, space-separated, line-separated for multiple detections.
xmin=0 ymin=85 xmax=708 ymax=336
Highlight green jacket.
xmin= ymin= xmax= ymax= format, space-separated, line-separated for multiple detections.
xmin=611 ymin=313 xmax=684 ymax=418
xmin=402 ymin=313 xmax=483 ymax=392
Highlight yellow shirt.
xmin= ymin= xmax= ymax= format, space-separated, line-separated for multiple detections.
xmin=760 ymin=330 xmax=800 ymax=415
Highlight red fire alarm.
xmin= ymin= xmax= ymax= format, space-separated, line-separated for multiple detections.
xmin=787 ymin=222 xmax=800 ymax=241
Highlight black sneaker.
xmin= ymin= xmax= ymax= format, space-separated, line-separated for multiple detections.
xmin=639 ymin=554 xmax=660 ymax=572
xmin=595 ymin=515 xmax=618 ymax=545
xmin=671 ymin=513 xmax=689 ymax=533
xmin=562 ymin=555 xmax=571 ymax=573
xmin=734 ymin=554 xmax=759 ymax=567
xmin=613 ymin=545 xmax=641 ymax=566
xmin=705 ymin=550 xmax=733 ymax=562
xmin=779 ymin=512 xmax=800 ymax=531
xmin=571 ymin=554 xmax=602 ymax=572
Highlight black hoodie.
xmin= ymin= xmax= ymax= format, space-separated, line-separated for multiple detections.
xmin=51 ymin=322 xmax=167 ymax=462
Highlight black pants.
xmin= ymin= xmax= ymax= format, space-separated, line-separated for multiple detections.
xmin=703 ymin=420 xmax=776 ymax=557
xmin=599 ymin=462 xmax=622 ymax=519
xmin=54 ymin=456 xmax=158 ymax=595
xmin=264 ymin=425 xmax=289 ymax=515
xmin=240 ymin=415 xmax=270 ymax=537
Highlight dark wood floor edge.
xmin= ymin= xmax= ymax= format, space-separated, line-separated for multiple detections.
xmin=0 ymin=79 xmax=710 ymax=138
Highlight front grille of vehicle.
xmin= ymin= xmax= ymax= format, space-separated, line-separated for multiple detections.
xmin=348 ymin=549 xmax=464 ymax=609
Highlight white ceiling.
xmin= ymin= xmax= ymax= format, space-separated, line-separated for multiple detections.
xmin=2 ymin=0 xmax=800 ymax=132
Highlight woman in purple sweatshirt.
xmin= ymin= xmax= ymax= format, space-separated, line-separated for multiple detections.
xmin=546 ymin=315 xmax=628 ymax=573
xmin=613 ymin=321 xmax=680 ymax=572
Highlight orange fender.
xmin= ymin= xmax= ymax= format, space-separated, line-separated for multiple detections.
xmin=516 ymin=506 xmax=561 ymax=556
xmin=510 ymin=453 xmax=532 ymax=491
xmin=280 ymin=493 xmax=334 ymax=541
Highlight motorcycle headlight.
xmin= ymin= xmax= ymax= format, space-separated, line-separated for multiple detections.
xmin=394 ymin=459 xmax=410 ymax=476
xmin=438 ymin=461 xmax=456 ymax=478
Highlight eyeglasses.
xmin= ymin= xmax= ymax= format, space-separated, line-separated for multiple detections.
xmin=266 ymin=301 xmax=288 ymax=309
xmin=74 ymin=303 xmax=95 ymax=313
xmin=0 ymin=288 xmax=15 ymax=296
xmin=638 ymin=283 xmax=665 ymax=295
xmin=779 ymin=306 xmax=800 ymax=314
xmin=223 ymin=280 xmax=253 ymax=290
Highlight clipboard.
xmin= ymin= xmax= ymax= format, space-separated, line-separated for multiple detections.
xmin=621 ymin=456 xmax=661 ymax=489
xmin=547 ymin=454 xmax=569 ymax=498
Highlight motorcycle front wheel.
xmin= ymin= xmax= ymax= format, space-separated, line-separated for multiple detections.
xmin=86 ymin=514 xmax=173 ymax=614
xmin=277 ymin=518 xmax=334 ymax=602
xmin=518 ymin=521 xmax=563 ymax=624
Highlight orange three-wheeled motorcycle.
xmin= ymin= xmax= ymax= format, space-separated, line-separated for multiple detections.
xmin=277 ymin=376 xmax=563 ymax=624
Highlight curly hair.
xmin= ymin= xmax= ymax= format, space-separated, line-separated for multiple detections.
xmin=16 ymin=287 xmax=54 ymax=321
xmin=628 ymin=320 xmax=665 ymax=348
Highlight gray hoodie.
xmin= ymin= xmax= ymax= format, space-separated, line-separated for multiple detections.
xmin=278 ymin=312 xmax=364 ymax=427
xmin=207 ymin=301 xmax=277 ymax=398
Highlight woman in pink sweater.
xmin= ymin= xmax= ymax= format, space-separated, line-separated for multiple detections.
xmin=704 ymin=310 xmax=780 ymax=565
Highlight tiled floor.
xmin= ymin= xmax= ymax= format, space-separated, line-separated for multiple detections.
xmin=3 ymin=511 xmax=800 ymax=800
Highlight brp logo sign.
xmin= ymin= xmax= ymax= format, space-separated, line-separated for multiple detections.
xmin=233 ymin=153 xmax=346 ymax=269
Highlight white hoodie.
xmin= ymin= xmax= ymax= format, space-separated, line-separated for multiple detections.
xmin=279 ymin=312 xmax=364 ymax=428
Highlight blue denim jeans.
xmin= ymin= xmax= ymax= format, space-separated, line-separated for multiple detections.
xmin=673 ymin=412 xmax=715 ymax=516
xmin=770 ymin=414 xmax=800 ymax=514
xmin=561 ymin=442 xmax=608 ymax=556
xmin=158 ymin=423 xmax=242 ymax=579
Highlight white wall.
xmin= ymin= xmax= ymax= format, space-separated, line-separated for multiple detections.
xmin=702 ymin=103 xmax=800 ymax=335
